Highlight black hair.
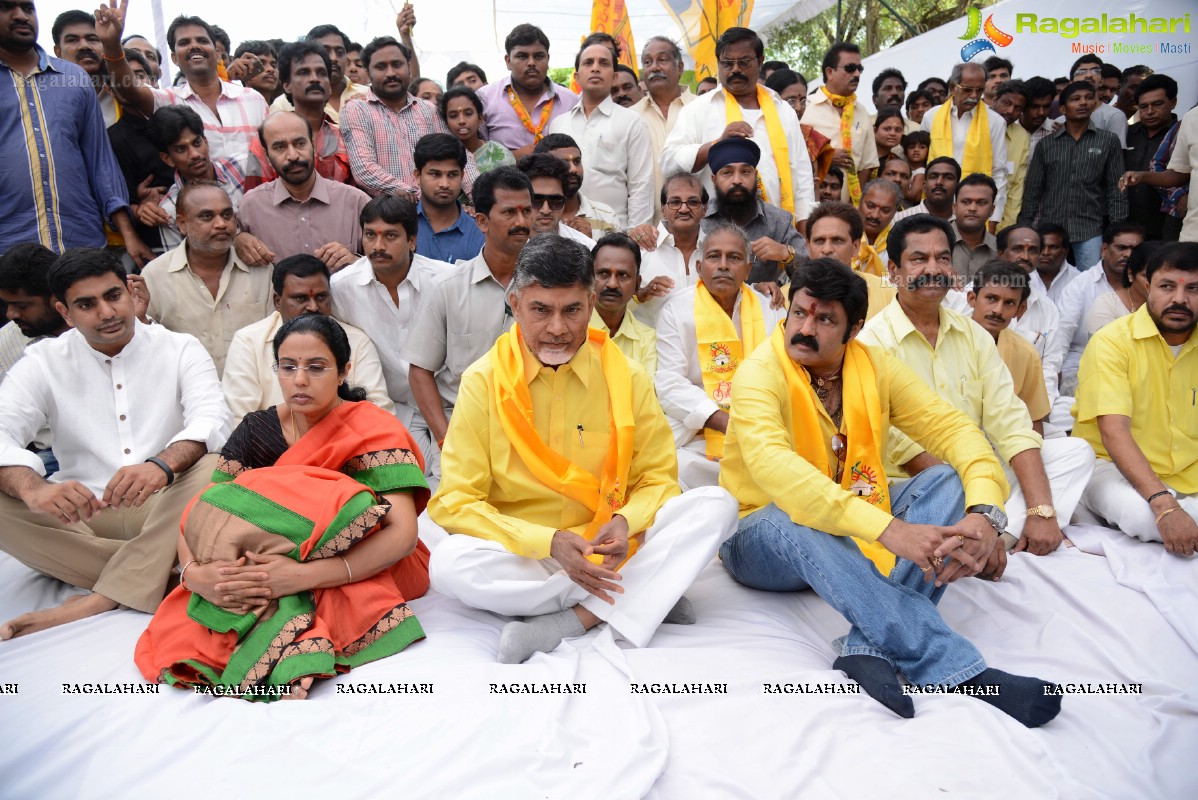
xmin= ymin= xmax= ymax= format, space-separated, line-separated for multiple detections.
xmin=306 ymin=24 xmax=351 ymax=52
xmin=1100 ymin=63 xmax=1122 ymax=82
xmin=504 ymin=23 xmax=551 ymax=55
xmin=147 ymin=105 xmax=205 ymax=153
xmin=271 ymin=253 xmax=329 ymax=296
xmin=447 ymin=61 xmax=488 ymax=86
xmin=822 ymin=165 xmax=845 ymax=186
xmin=956 ymin=172 xmax=998 ymax=202
xmin=47 ymin=248 xmax=127 ymax=304
xmin=917 ymin=76 xmax=948 ymax=94
xmin=788 ymin=258 xmax=869 ymax=341
xmin=472 ymin=166 xmax=533 ymax=216
xmin=1034 ymin=221 xmax=1070 ymax=248
xmin=166 ymin=15 xmax=217 ymax=52
xmin=995 ymin=224 xmax=1039 ymax=252
xmin=901 ymin=130 xmax=931 ymax=149
xmin=1059 ymin=80 xmax=1096 ymax=106
xmin=821 ymin=42 xmax=860 ymax=80
xmin=994 ymin=79 xmax=1028 ymax=101
xmin=1145 ymin=242 xmax=1198 ymax=281
xmin=574 ymin=35 xmax=618 ymax=71
xmin=124 ymin=48 xmax=151 ymax=75
xmin=517 ymin=153 xmax=569 ymax=186
xmin=362 ymin=37 xmax=410 ymax=71
xmin=591 ymin=232 xmax=641 ymax=273
xmin=234 ymin=40 xmax=276 ymax=61
xmin=415 ymin=132 xmax=466 ymax=170
xmin=409 ymin=77 xmax=441 ymax=96
xmin=273 ymin=315 xmax=367 ymax=402
xmin=887 ymin=213 xmax=956 ymax=266
xmin=1023 ymin=76 xmax=1056 ymax=102
xmin=1135 ymin=73 xmax=1178 ymax=102
xmin=210 ymin=26 xmax=230 ymax=52
xmin=1103 ymin=220 xmax=1146 ymax=245
xmin=697 ymin=76 xmax=719 ymax=90
xmin=764 ymin=69 xmax=802 ymax=95
xmin=808 ymin=201 xmax=864 ymax=243
xmin=1124 ymin=241 xmax=1164 ymax=286
xmin=871 ymin=67 xmax=907 ymax=97
xmin=1121 ymin=64 xmax=1153 ymax=81
xmin=508 ymin=235 xmax=594 ymax=297
xmin=970 ymin=259 xmax=1030 ymax=304
xmin=614 ymin=64 xmax=639 ymax=80
xmin=926 ymin=156 xmax=962 ymax=181
xmin=0 ymin=243 xmax=57 ymax=295
xmin=278 ymin=41 xmax=332 ymax=88
xmin=535 ymin=133 xmax=580 ymax=153
xmin=983 ymin=57 xmax=1013 ymax=77
xmin=1068 ymin=53 xmax=1103 ymax=76
xmin=715 ymin=27 xmax=764 ymax=60
xmin=51 ymin=10 xmax=95 ymax=47
xmin=904 ymin=89 xmax=934 ymax=112
xmin=762 ymin=60 xmax=789 ymax=74
xmin=873 ymin=106 xmax=903 ymax=130
xmin=660 ymin=172 xmax=708 ymax=207
xmin=359 ymin=195 xmax=418 ymax=237
xmin=346 ymin=42 xmax=362 ymax=55
xmin=439 ymin=85 xmax=484 ymax=121
xmin=121 ymin=34 xmax=162 ymax=66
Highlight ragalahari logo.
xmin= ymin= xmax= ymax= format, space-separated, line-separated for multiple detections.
xmin=959 ymin=7 xmax=1014 ymax=61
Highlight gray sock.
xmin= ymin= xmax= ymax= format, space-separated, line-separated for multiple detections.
xmin=497 ymin=608 xmax=586 ymax=664
xmin=663 ymin=596 xmax=696 ymax=625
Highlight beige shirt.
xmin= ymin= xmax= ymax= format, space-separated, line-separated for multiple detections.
xmin=802 ymin=91 xmax=879 ymax=202
xmin=221 ymin=310 xmax=394 ymax=427
xmin=142 ymin=245 xmax=273 ymax=375
xmin=631 ymin=87 xmax=696 ymax=220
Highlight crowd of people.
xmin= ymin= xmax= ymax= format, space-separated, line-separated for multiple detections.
xmin=1 ymin=0 xmax=1196 ymax=726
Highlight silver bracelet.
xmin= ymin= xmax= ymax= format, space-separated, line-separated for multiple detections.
xmin=340 ymin=555 xmax=353 ymax=583
xmin=179 ymin=559 xmax=196 ymax=587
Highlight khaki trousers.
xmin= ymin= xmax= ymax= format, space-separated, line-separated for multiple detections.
xmin=0 ymin=454 xmax=217 ymax=613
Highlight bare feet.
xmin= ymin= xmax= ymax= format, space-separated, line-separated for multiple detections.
xmin=282 ymin=675 xmax=315 ymax=700
xmin=0 ymin=593 xmax=119 ymax=640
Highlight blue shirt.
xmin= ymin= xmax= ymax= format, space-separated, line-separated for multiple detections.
xmin=0 ymin=48 xmax=129 ymax=253
xmin=415 ymin=201 xmax=485 ymax=264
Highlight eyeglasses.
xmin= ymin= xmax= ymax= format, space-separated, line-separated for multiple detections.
xmin=1073 ymin=66 xmax=1102 ymax=77
xmin=664 ymin=198 xmax=705 ymax=210
xmin=838 ymin=63 xmax=864 ymax=74
xmin=718 ymin=57 xmax=757 ymax=72
xmin=532 ymin=193 xmax=566 ymax=211
xmin=831 ymin=433 xmax=847 ymax=483
xmin=274 ymin=363 xmax=333 ymax=377
xmin=956 ymin=85 xmax=985 ymax=96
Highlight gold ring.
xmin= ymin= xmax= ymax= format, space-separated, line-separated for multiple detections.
xmin=956 ymin=535 xmax=966 ymax=546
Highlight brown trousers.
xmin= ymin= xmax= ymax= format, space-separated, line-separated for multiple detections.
xmin=0 ymin=454 xmax=217 ymax=613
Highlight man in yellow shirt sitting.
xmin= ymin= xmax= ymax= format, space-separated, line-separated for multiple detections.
xmin=719 ymin=258 xmax=1061 ymax=726
xmin=1074 ymin=242 xmax=1198 ymax=557
xmin=588 ymin=233 xmax=656 ymax=373
xmin=428 ymin=235 xmax=738 ymax=663
xmin=858 ymin=215 xmax=1095 ymax=557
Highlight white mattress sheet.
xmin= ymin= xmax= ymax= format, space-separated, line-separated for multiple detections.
xmin=0 ymin=521 xmax=1194 ymax=799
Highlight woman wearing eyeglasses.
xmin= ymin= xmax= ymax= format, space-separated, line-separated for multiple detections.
xmin=135 ymin=314 xmax=430 ymax=700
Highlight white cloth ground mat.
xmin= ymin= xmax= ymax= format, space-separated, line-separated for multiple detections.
xmin=0 ymin=519 xmax=1194 ymax=799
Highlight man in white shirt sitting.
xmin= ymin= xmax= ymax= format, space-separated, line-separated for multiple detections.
xmin=221 ymin=254 xmax=392 ymax=427
xmin=633 ymin=173 xmax=705 ymax=327
xmin=1031 ymin=222 xmax=1079 ymax=305
xmin=0 ymin=249 xmax=229 ymax=638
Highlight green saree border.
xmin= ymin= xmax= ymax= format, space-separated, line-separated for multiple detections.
xmin=337 ymin=614 xmax=426 ymax=670
xmin=219 ymin=593 xmax=313 ymax=687
xmin=349 ymin=463 xmax=428 ymax=495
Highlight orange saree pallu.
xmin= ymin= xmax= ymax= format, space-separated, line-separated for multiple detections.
xmin=135 ymin=402 xmax=430 ymax=700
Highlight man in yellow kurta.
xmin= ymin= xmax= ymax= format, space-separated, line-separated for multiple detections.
xmin=588 ymin=233 xmax=656 ymax=373
xmin=719 ymin=257 xmax=1062 ymax=727
xmin=1074 ymin=242 xmax=1198 ymax=557
xmin=428 ymin=234 xmax=738 ymax=663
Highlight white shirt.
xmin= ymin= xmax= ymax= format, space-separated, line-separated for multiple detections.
xmin=654 ymin=283 xmax=786 ymax=447
xmin=921 ymin=101 xmax=1009 ymax=223
xmin=1045 ymin=263 xmax=1117 ymax=395
xmin=1030 ymin=262 xmax=1080 ymax=305
xmin=557 ymin=221 xmax=596 ymax=247
xmin=221 ymin=311 xmax=393 ymax=427
xmin=634 ymin=222 xmax=704 ymax=328
xmin=547 ymin=96 xmax=655 ymax=227
xmin=662 ymin=85 xmax=815 ymax=222
xmin=331 ymin=254 xmax=445 ymax=426
xmin=0 ymin=322 xmax=229 ymax=495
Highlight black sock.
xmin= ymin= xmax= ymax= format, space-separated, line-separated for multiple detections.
xmin=960 ymin=668 xmax=1062 ymax=728
xmin=833 ymin=654 xmax=914 ymax=719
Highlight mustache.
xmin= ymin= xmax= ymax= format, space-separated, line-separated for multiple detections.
xmin=790 ymin=333 xmax=819 ymax=351
xmin=1164 ymin=304 xmax=1194 ymax=318
xmin=910 ymin=273 xmax=954 ymax=289
xmin=508 ymin=227 xmax=530 ymax=237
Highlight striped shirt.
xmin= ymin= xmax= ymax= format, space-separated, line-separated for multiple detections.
xmin=150 ymin=80 xmax=268 ymax=163
xmin=340 ymin=91 xmax=479 ymax=198
xmin=1018 ymin=123 xmax=1127 ymax=243
xmin=0 ymin=49 xmax=129 ymax=253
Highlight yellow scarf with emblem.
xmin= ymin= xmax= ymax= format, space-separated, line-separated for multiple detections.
xmin=770 ymin=328 xmax=895 ymax=573
xmin=852 ymin=224 xmax=891 ymax=276
xmin=929 ymin=99 xmax=993 ymax=176
xmin=724 ymin=86 xmax=795 ymax=216
xmin=695 ymin=282 xmax=765 ymax=460
xmin=819 ymin=87 xmax=862 ymax=205
xmin=490 ymin=326 xmax=636 ymax=548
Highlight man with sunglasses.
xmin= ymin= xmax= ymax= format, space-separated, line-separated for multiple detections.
xmin=718 ymin=256 xmax=1063 ymax=727
xmin=517 ymin=153 xmax=595 ymax=247
xmin=662 ymin=27 xmax=813 ymax=230
xmin=801 ymin=42 xmax=876 ymax=206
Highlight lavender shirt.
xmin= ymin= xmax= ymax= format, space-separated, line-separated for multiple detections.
xmin=477 ymin=75 xmax=579 ymax=152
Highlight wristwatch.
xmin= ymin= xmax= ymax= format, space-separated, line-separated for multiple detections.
xmin=967 ymin=504 xmax=1008 ymax=534
xmin=1026 ymin=504 xmax=1057 ymax=519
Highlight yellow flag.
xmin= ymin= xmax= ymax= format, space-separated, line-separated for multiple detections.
xmin=573 ymin=0 xmax=639 ymax=93
xmin=660 ymin=0 xmax=755 ymax=81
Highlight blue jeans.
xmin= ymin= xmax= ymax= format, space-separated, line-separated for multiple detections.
xmin=1071 ymin=236 xmax=1102 ymax=271
xmin=719 ymin=465 xmax=986 ymax=687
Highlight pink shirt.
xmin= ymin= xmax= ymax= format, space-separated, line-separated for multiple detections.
xmin=477 ymin=75 xmax=579 ymax=152
xmin=150 ymin=80 xmax=268 ymax=163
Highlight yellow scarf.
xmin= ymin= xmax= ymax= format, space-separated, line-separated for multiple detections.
xmin=770 ymin=328 xmax=895 ymax=573
xmin=724 ymin=86 xmax=795 ymax=216
xmin=819 ymin=86 xmax=862 ymax=205
xmin=490 ymin=326 xmax=636 ymax=548
xmin=929 ymin=100 xmax=993 ymax=176
xmin=852 ymin=224 xmax=891 ymax=276
xmin=695 ymin=282 xmax=765 ymax=460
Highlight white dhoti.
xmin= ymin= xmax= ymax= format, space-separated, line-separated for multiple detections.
xmin=676 ymin=440 xmax=720 ymax=491
xmin=1078 ymin=459 xmax=1198 ymax=543
xmin=429 ymin=486 xmax=738 ymax=648
xmin=1003 ymin=437 xmax=1096 ymax=537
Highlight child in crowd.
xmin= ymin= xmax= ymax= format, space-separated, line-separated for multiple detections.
xmin=901 ymin=130 xmax=930 ymax=206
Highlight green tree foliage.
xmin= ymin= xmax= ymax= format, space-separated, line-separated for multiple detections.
xmin=764 ymin=0 xmax=999 ymax=83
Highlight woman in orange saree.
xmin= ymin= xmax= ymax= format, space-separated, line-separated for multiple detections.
xmin=135 ymin=315 xmax=430 ymax=700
